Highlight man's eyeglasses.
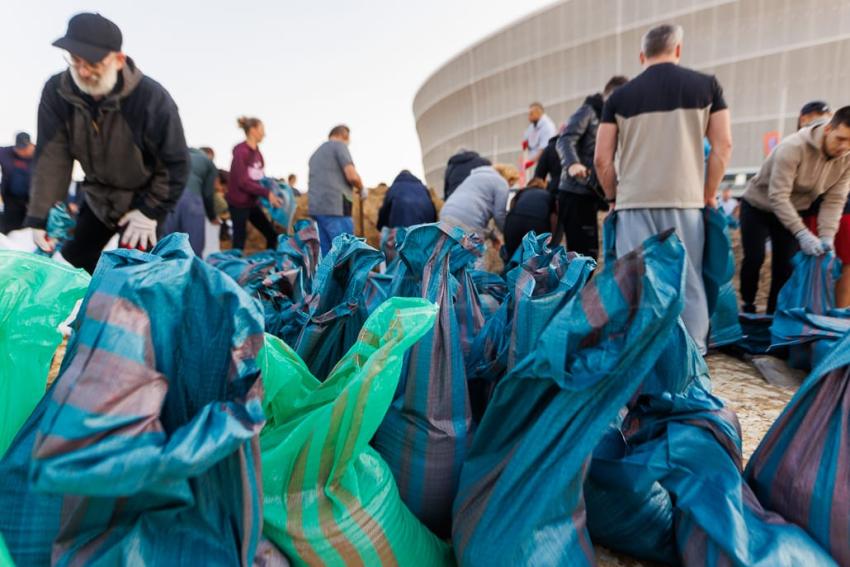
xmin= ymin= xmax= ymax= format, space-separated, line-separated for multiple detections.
xmin=63 ymin=53 xmax=108 ymax=74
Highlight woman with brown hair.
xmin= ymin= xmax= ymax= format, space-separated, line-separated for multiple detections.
xmin=227 ymin=116 xmax=282 ymax=250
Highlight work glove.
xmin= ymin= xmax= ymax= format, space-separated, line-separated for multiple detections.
xmin=32 ymin=228 xmax=55 ymax=253
xmin=795 ymin=228 xmax=827 ymax=256
xmin=821 ymin=237 xmax=834 ymax=252
xmin=118 ymin=209 xmax=157 ymax=251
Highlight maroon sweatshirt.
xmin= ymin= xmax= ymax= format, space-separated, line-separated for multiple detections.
xmin=226 ymin=141 xmax=270 ymax=208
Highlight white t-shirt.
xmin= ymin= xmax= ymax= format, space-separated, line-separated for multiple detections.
xmin=523 ymin=114 xmax=557 ymax=156
xmin=720 ymin=196 xmax=739 ymax=217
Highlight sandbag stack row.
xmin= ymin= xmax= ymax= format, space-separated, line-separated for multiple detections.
xmin=3 ymin=218 xmax=850 ymax=566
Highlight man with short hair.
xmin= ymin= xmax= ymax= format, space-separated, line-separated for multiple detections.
xmin=523 ymin=102 xmax=557 ymax=171
xmin=595 ymin=24 xmax=733 ymax=353
xmin=0 ymin=132 xmax=35 ymax=233
xmin=556 ymin=75 xmax=628 ymax=258
xmin=798 ymin=100 xmax=832 ymax=130
xmin=741 ymin=107 xmax=850 ymax=312
xmin=26 ymin=13 xmax=189 ymax=273
xmin=307 ymin=124 xmax=364 ymax=254
xmin=287 ymin=173 xmax=300 ymax=195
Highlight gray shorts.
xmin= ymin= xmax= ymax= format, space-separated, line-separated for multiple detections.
xmin=615 ymin=208 xmax=708 ymax=354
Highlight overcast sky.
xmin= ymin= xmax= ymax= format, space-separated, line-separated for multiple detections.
xmin=0 ymin=0 xmax=553 ymax=188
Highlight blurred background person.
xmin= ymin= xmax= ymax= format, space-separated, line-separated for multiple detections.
xmin=227 ymin=116 xmax=282 ymax=250
xmin=444 ymin=148 xmax=491 ymax=200
xmin=0 ymin=132 xmax=35 ymax=234
xmin=161 ymin=146 xmax=219 ymax=256
xmin=377 ymin=169 xmax=437 ymax=231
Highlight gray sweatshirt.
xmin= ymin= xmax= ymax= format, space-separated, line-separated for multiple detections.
xmin=439 ymin=166 xmax=509 ymax=232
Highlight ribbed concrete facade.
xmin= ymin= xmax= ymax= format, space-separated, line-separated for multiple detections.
xmin=414 ymin=0 xmax=850 ymax=194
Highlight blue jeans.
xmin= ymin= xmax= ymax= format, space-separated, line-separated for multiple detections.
xmin=313 ymin=215 xmax=354 ymax=255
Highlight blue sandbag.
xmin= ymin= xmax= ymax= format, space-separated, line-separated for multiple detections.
xmin=501 ymin=231 xmax=551 ymax=275
xmin=207 ymin=220 xmax=320 ymax=343
xmin=584 ymin=219 xmax=832 ymax=566
xmin=453 ymin=229 xmax=687 ymax=566
xmin=1 ymin=234 xmax=268 ymax=565
xmin=585 ymin=326 xmax=834 ymax=566
xmin=771 ymin=252 xmax=847 ymax=369
xmin=467 ymin=232 xmax=594 ymax=391
xmin=747 ymin=330 xmax=850 ymax=566
xmin=260 ymin=178 xmax=298 ymax=233
xmin=294 ymin=233 xmax=383 ymax=378
xmin=703 ymin=206 xmax=735 ymax=316
xmin=704 ymin=207 xmax=743 ymax=347
xmin=372 ymin=223 xmax=484 ymax=538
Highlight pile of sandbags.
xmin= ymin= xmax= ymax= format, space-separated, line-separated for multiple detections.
xmin=6 ymin=215 xmax=850 ymax=567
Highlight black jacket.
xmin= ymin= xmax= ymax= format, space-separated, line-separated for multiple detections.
xmin=557 ymin=94 xmax=603 ymax=196
xmin=25 ymin=59 xmax=189 ymax=229
xmin=534 ymin=135 xmax=561 ymax=195
xmin=377 ymin=171 xmax=437 ymax=230
xmin=444 ymin=150 xmax=491 ymax=199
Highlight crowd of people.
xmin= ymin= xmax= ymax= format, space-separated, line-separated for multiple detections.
xmin=430 ymin=24 xmax=850 ymax=355
xmin=2 ymin=14 xmax=850 ymax=359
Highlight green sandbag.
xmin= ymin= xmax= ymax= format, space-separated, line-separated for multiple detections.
xmin=0 ymin=251 xmax=90 ymax=457
xmin=260 ymin=297 xmax=453 ymax=567
xmin=0 ymin=533 xmax=13 ymax=567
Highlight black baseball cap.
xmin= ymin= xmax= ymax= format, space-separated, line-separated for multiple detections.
xmin=14 ymin=132 xmax=32 ymax=150
xmin=52 ymin=13 xmax=122 ymax=64
xmin=800 ymin=101 xmax=830 ymax=116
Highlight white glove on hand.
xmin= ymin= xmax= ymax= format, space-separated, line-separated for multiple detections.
xmin=118 ymin=209 xmax=157 ymax=250
xmin=33 ymin=228 xmax=55 ymax=253
xmin=795 ymin=229 xmax=827 ymax=256
xmin=821 ymin=237 xmax=834 ymax=252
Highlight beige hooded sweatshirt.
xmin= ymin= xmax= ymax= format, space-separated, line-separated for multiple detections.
xmin=742 ymin=123 xmax=850 ymax=239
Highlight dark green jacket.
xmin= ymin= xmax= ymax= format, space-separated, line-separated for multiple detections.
xmin=25 ymin=59 xmax=189 ymax=229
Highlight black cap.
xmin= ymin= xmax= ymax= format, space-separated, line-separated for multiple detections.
xmin=14 ymin=132 xmax=32 ymax=150
xmin=53 ymin=13 xmax=122 ymax=64
xmin=800 ymin=100 xmax=830 ymax=116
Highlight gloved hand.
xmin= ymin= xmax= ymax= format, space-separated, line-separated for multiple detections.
xmin=32 ymin=228 xmax=55 ymax=253
xmin=821 ymin=237 xmax=834 ymax=252
xmin=118 ymin=209 xmax=157 ymax=251
xmin=795 ymin=229 xmax=827 ymax=256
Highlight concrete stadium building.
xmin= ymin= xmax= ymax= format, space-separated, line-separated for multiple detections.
xmin=414 ymin=0 xmax=850 ymax=194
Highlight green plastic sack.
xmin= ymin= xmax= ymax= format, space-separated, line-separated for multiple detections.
xmin=260 ymin=297 xmax=453 ymax=567
xmin=0 ymin=251 xmax=90 ymax=457
xmin=0 ymin=533 xmax=12 ymax=567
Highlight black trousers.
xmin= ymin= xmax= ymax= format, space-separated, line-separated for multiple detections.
xmin=558 ymin=192 xmax=600 ymax=259
xmin=0 ymin=193 xmax=27 ymax=234
xmin=229 ymin=205 xmax=277 ymax=251
xmin=62 ymin=203 xmax=117 ymax=275
xmin=739 ymin=199 xmax=799 ymax=314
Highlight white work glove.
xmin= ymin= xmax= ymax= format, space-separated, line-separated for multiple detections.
xmin=795 ymin=229 xmax=827 ymax=256
xmin=821 ymin=237 xmax=834 ymax=252
xmin=118 ymin=209 xmax=157 ymax=250
xmin=33 ymin=228 xmax=55 ymax=253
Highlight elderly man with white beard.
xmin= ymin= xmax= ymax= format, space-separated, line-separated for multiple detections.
xmin=25 ymin=13 xmax=189 ymax=273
